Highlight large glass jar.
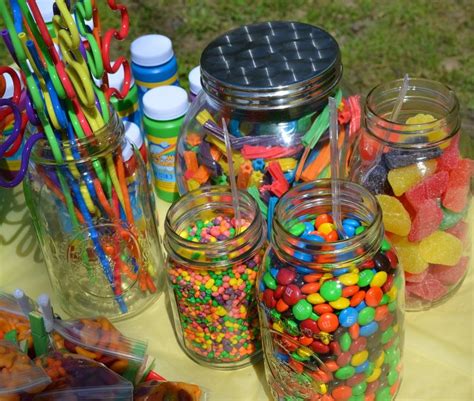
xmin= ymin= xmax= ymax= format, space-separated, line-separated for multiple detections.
xmin=23 ymin=111 xmax=164 ymax=320
xmin=164 ymin=186 xmax=266 ymax=369
xmin=349 ymin=78 xmax=473 ymax=311
xmin=258 ymin=180 xmax=405 ymax=401
xmin=176 ymin=21 xmax=359 ymax=212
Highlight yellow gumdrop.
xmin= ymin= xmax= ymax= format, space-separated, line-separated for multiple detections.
xmin=371 ymin=271 xmax=388 ymax=287
xmin=318 ymin=223 xmax=335 ymax=235
xmin=329 ymin=298 xmax=350 ymax=310
xmin=375 ymin=351 xmax=385 ymax=368
xmin=339 ymin=272 xmax=359 ymax=286
xmin=366 ymin=367 xmax=382 ymax=383
xmin=391 ymin=235 xmax=429 ymax=274
xmin=376 ymin=195 xmax=412 ymax=236
xmin=419 ymin=231 xmax=463 ymax=266
xmin=216 ymin=306 xmax=227 ymax=316
xmin=307 ymin=293 xmax=325 ymax=305
xmin=351 ymin=350 xmax=369 ymax=366
xmin=405 ymin=114 xmax=447 ymax=145
xmin=273 ymin=322 xmax=284 ymax=333
xmin=297 ymin=347 xmax=314 ymax=358
xmin=387 ymin=159 xmax=437 ymax=196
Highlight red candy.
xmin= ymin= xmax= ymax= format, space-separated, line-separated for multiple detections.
xmin=365 ymin=287 xmax=383 ymax=307
xmin=349 ymin=337 xmax=367 ymax=354
xmin=276 ymin=298 xmax=289 ymax=312
xmin=332 ymin=385 xmax=352 ymax=401
xmin=311 ymin=340 xmax=330 ymax=354
xmin=442 ymin=159 xmax=472 ymax=212
xmin=300 ymin=319 xmax=320 ymax=337
xmin=405 ymin=269 xmax=429 ymax=283
xmin=336 ymin=352 xmax=351 ymax=367
xmin=430 ymin=256 xmax=469 ymax=285
xmin=283 ymin=284 xmax=302 ymax=305
xmin=408 ymin=199 xmax=443 ymax=242
xmin=302 ymin=282 xmax=321 ymax=294
xmin=263 ymin=289 xmax=276 ymax=308
xmin=274 ymin=285 xmax=285 ymax=299
xmin=314 ymin=304 xmax=333 ymax=315
xmin=405 ymin=171 xmax=449 ymax=208
xmin=317 ymin=313 xmax=339 ymax=332
xmin=406 ymin=274 xmax=448 ymax=301
xmin=276 ymin=268 xmax=296 ymax=285
xmin=350 ymin=291 xmax=366 ymax=307
xmin=436 ymin=135 xmax=460 ymax=172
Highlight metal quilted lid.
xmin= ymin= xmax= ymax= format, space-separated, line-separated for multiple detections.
xmin=200 ymin=21 xmax=342 ymax=111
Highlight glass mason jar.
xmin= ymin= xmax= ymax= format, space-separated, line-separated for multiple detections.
xmin=23 ymin=111 xmax=164 ymax=320
xmin=349 ymin=78 xmax=473 ymax=311
xmin=176 ymin=21 xmax=360 ymax=210
xmin=258 ymin=180 xmax=405 ymax=401
xmin=164 ymin=186 xmax=266 ymax=369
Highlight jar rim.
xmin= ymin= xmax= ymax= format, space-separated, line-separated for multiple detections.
xmin=164 ymin=186 xmax=266 ymax=268
xmin=364 ymin=77 xmax=460 ymax=147
xmin=29 ymin=110 xmax=124 ymax=165
xmin=272 ymin=179 xmax=384 ymax=269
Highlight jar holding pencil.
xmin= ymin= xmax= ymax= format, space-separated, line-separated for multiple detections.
xmin=176 ymin=21 xmax=360 ymax=222
xmin=23 ymin=111 xmax=165 ymax=320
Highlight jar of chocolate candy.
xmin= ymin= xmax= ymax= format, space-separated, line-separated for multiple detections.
xmin=258 ymin=180 xmax=404 ymax=401
xmin=349 ymin=78 xmax=473 ymax=310
xmin=164 ymin=186 xmax=266 ymax=369
xmin=176 ymin=21 xmax=360 ymax=220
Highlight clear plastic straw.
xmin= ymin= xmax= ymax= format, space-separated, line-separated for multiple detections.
xmin=222 ymin=118 xmax=242 ymax=233
xmin=329 ymin=97 xmax=346 ymax=239
xmin=374 ymin=74 xmax=410 ymax=161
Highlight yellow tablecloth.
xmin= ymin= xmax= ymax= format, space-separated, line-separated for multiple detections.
xmin=0 ymin=187 xmax=473 ymax=401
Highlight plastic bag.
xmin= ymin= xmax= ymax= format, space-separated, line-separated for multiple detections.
xmin=0 ymin=293 xmax=34 ymax=352
xmin=33 ymin=351 xmax=133 ymax=401
xmin=51 ymin=317 xmax=147 ymax=382
xmin=0 ymin=340 xmax=51 ymax=400
xmin=134 ymin=381 xmax=205 ymax=401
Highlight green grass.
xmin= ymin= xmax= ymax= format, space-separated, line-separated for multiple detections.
xmin=1 ymin=0 xmax=473 ymax=111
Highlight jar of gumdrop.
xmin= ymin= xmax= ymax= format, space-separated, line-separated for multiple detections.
xmin=164 ymin=186 xmax=266 ymax=369
xmin=257 ymin=179 xmax=404 ymax=401
xmin=349 ymin=77 xmax=473 ymax=311
xmin=176 ymin=21 xmax=359 ymax=216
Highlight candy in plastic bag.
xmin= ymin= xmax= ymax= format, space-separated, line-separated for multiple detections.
xmin=134 ymin=380 xmax=204 ymax=401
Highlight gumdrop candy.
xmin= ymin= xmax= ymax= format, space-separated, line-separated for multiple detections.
xmin=419 ymin=231 xmax=463 ymax=266
xmin=439 ymin=206 xmax=467 ymax=230
xmin=442 ymin=159 xmax=472 ymax=212
xmin=361 ymin=162 xmax=388 ymax=195
xmin=359 ymin=129 xmax=381 ymax=162
xmin=406 ymin=274 xmax=448 ymax=301
xmin=376 ymin=195 xmax=412 ymax=236
xmin=405 ymin=269 xmax=429 ymax=283
xmin=446 ymin=220 xmax=470 ymax=247
xmin=405 ymin=113 xmax=447 ymax=143
xmin=405 ymin=171 xmax=449 ymax=208
xmin=387 ymin=159 xmax=437 ymax=196
xmin=408 ymin=199 xmax=443 ymax=242
xmin=383 ymin=147 xmax=442 ymax=170
xmin=430 ymin=257 xmax=469 ymax=286
xmin=436 ymin=134 xmax=460 ymax=172
xmin=391 ymin=235 xmax=428 ymax=274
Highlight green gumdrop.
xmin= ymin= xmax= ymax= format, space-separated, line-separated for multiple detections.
xmin=340 ymin=332 xmax=352 ymax=352
xmin=358 ymin=269 xmax=375 ymax=287
xmin=263 ymin=272 xmax=277 ymax=289
xmin=439 ymin=206 xmax=467 ymax=230
xmin=292 ymin=299 xmax=313 ymax=321
xmin=352 ymin=382 xmax=367 ymax=396
xmin=289 ymin=222 xmax=306 ymax=236
xmin=375 ymin=387 xmax=392 ymax=401
xmin=358 ymin=307 xmax=375 ymax=325
xmin=335 ymin=365 xmax=356 ymax=380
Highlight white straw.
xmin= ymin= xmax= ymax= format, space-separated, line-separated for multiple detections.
xmin=37 ymin=294 xmax=54 ymax=333
xmin=222 ymin=118 xmax=242 ymax=233
xmin=13 ymin=289 xmax=33 ymax=316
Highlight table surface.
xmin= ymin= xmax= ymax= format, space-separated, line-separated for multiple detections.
xmin=0 ymin=187 xmax=473 ymax=401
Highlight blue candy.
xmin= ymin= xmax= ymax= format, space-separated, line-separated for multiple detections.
xmin=339 ymin=307 xmax=359 ymax=327
xmin=276 ymin=352 xmax=290 ymax=362
xmin=355 ymin=360 xmax=369 ymax=373
xmin=270 ymin=267 xmax=279 ymax=278
xmin=303 ymin=222 xmax=314 ymax=235
xmin=342 ymin=224 xmax=356 ymax=237
xmin=252 ymin=158 xmax=265 ymax=172
xmin=360 ymin=321 xmax=379 ymax=337
xmin=296 ymin=265 xmax=314 ymax=274
xmin=333 ymin=268 xmax=350 ymax=277
xmin=302 ymin=233 xmax=325 ymax=242
xmin=342 ymin=218 xmax=361 ymax=228
xmin=294 ymin=252 xmax=312 ymax=263
xmin=355 ymin=301 xmax=367 ymax=312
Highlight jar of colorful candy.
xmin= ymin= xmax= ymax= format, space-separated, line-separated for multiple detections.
xmin=164 ymin=186 xmax=266 ymax=368
xmin=23 ymin=111 xmax=164 ymax=320
xmin=349 ymin=78 xmax=473 ymax=310
xmin=258 ymin=180 xmax=404 ymax=401
xmin=176 ymin=21 xmax=360 ymax=215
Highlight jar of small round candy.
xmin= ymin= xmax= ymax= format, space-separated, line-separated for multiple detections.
xmin=164 ymin=186 xmax=266 ymax=368
xmin=257 ymin=180 xmax=404 ymax=401
xmin=349 ymin=78 xmax=473 ymax=310
xmin=176 ymin=21 xmax=360 ymax=215
xmin=23 ymin=111 xmax=165 ymax=320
